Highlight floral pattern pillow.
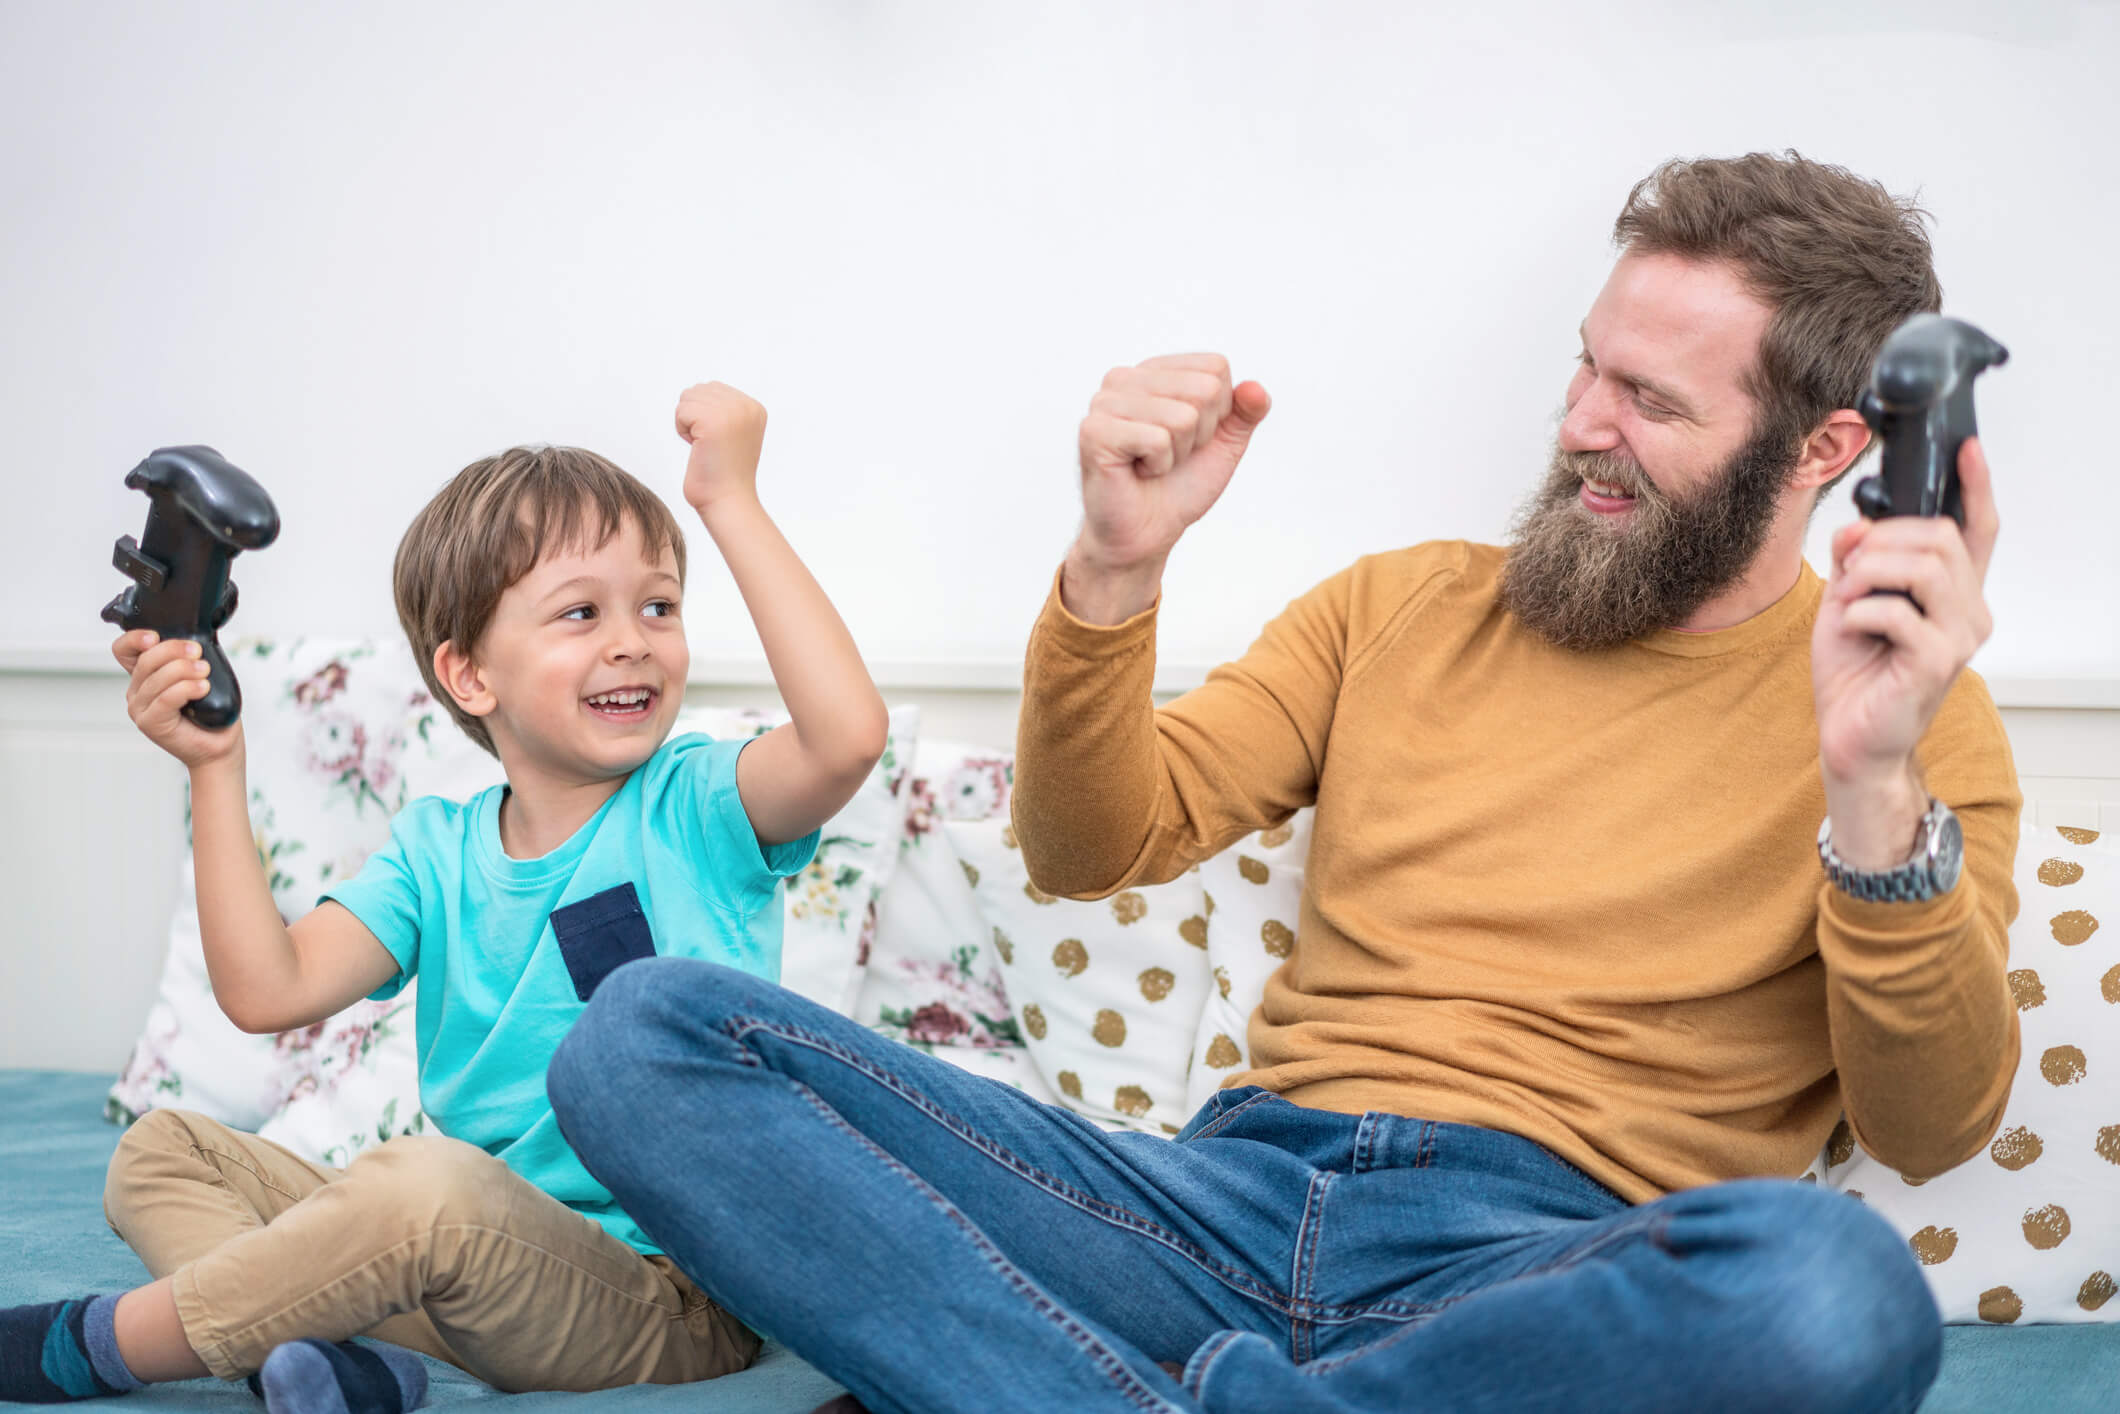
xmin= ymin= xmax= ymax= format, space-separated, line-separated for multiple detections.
xmin=671 ymin=702 xmax=922 ymax=1015
xmin=110 ymin=641 xmax=926 ymax=1165
xmin=107 ymin=639 xmax=424 ymax=1127
xmin=255 ymin=997 xmax=426 ymax=1167
xmin=854 ymin=740 xmax=1021 ymax=1049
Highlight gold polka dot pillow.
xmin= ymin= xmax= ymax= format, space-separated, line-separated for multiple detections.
xmin=1820 ymin=824 xmax=2119 ymax=1324
xmin=1186 ymin=810 xmax=1314 ymax=1113
xmin=944 ymin=814 xmax=1211 ymax=1134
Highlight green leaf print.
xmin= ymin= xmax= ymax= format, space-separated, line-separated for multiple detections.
xmin=973 ymin=1013 xmax=1024 ymax=1046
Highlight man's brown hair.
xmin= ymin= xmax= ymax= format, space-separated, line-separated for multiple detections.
xmin=393 ymin=446 xmax=687 ymax=755
xmin=1612 ymin=150 xmax=1941 ymax=502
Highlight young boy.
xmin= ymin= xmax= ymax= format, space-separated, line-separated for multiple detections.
xmin=0 ymin=384 xmax=886 ymax=1411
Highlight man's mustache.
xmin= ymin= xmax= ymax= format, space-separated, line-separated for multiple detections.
xmin=1550 ymin=450 xmax=1661 ymax=503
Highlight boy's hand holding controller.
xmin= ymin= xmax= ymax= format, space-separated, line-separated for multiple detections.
xmin=672 ymin=381 xmax=889 ymax=847
xmin=114 ymin=630 xmax=245 ymax=770
xmin=109 ymin=641 xmax=399 ymax=1035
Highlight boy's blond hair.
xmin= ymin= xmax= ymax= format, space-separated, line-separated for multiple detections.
xmin=393 ymin=446 xmax=688 ymax=756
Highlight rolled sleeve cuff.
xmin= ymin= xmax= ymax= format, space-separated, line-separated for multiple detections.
xmin=1032 ymin=566 xmax=1161 ymax=663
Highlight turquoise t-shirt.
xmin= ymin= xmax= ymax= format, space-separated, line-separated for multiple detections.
xmin=324 ymin=732 xmax=818 ymax=1254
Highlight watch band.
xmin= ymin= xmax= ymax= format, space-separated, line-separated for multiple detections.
xmin=1817 ymin=799 xmax=1960 ymax=903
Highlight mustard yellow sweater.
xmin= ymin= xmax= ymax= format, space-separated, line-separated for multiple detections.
xmin=1013 ymin=540 xmax=2021 ymax=1202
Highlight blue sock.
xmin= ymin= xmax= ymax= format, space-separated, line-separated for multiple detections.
xmin=249 ymin=1340 xmax=428 ymax=1414
xmin=0 ymin=1295 xmax=130 ymax=1403
xmin=81 ymin=1295 xmax=146 ymax=1394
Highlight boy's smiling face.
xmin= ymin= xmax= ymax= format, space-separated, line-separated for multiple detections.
xmin=455 ymin=515 xmax=690 ymax=787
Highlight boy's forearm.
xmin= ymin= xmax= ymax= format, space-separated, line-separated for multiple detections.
xmin=186 ymin=754 xmax=304 ymax=1032
xmin=697 ymin=494 xmax=887 ymax=771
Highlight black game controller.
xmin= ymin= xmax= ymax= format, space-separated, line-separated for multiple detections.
xmin=1853 ymin=313 xmax=2008 ymax=530
xmin=101 ymin=446 xmax=280 ymax=729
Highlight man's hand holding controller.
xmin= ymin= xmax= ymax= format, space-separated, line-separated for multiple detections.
xmin=1063 ymin=354 xmax=1273 ymax=625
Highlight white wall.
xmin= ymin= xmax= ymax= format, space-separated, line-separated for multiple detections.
xmin=4 ymin=0 xmax=2117 ymax=680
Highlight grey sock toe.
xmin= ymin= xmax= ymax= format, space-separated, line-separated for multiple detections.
xmin=256 ymin=1340 xmax=427 ymax=1414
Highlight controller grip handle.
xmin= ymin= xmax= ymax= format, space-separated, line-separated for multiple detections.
xmin=102 ymin=446 xmax=276 ymax=730
xmin=186 ymin=637 xmax=242 ymax=729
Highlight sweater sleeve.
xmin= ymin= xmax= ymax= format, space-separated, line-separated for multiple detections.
xmin=1817 ymin=671 xmax=2023 ymax=1179
xmin=1011 ymin=560 xmax=1365 ymax=900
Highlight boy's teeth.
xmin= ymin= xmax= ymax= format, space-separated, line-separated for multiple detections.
xmin=588 ymin=690 xmax=651 ymax=707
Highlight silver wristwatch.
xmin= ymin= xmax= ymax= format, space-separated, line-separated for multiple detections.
xmin=1817 ymin=798 xmax=1963 ymax=903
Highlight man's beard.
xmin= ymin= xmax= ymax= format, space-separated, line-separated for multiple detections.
xmin=1497 ymin=422 xmax=1799 ymax=650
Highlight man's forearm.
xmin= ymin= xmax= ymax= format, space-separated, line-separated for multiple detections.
xmin=1013 ymin=562 xmax=1166 ymax=899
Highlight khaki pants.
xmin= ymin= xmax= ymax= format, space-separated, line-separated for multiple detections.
xmin=102 ymin=1109 xmax=759 ymax=1392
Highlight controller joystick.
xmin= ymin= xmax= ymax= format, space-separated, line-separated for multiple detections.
xmin=101 ymin=446 xmax=279 ymax=728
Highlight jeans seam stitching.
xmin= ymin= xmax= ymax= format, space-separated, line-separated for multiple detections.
xmin=724 ymin=1016 xmax=1299 ymax=1315
xmin=783 ymin=1077 xmax=1183 ymax=1412
xmin=1293 ymin=1207 xmax=1669 ymax=1353
xmin=1184 ymin=1328 xmax=1247 ymax=1398
xmin=1185 ymin=1089 xmax=1276 ymax=1144
xmin=1289 ymin=1171 xmax=1332 ymax=1363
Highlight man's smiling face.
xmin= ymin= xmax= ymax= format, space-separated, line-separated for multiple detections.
xmin=1500 ymin=250 xmax=1805 ymax=649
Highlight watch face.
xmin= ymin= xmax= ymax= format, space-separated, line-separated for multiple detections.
xmin=1933 ymin=810 xmax=1965 ymax=890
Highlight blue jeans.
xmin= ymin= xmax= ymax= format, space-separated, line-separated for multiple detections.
xmin=547 ymin=960 xmax=1941 ymax=1413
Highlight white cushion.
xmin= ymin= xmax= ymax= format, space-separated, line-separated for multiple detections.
xmin=946 ymin=813 xmax=1211 ymax=1134
xmin=854 ymin=739 xmax=1021 ymax=1048
xmin=1820 ymin=823 xmax=2119 ymax=1324
xmin=1185 ymin=810 xmax=1314 ymax=1113
xmin=108 ymin=639 xmax=426 ymax=1127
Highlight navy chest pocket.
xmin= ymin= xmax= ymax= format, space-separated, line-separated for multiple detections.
xmin=551 ymin=883 xmax=657 ymax=1002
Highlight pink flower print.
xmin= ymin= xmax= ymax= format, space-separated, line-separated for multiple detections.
xmin=362 ymin=727 xmax=405 ymax=798
xmin=941 ymin=758 xmax=1013 ymax=821
xmin=273 ymin=1020 xmax=327 ymax=1061
xmin=292 ymin=660 xmax=351 ymax=707
xmin=856 ymin=900 xmax=878 ymax=968
xmin=303 ymin=713 xmax=367 ymax=777
xmin=905 ymin=1003 xmax=971 ymax=1044
xmin=903 ymin=778 xmax=939 ymax=841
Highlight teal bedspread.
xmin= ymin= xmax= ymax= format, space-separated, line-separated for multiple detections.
xmin=0 ymin=1071 xmax=840 ymax=1412
xmin=3 ymin=1070 xmax=2112 ymax=1412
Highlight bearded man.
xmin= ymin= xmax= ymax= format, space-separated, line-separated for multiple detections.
xmin=549 ymin=152 xmax=2018 ymax=1414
